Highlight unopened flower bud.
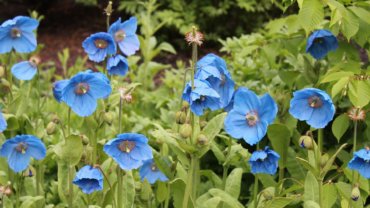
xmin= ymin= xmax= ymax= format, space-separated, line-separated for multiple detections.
xmin=299 ymin=136 xmax=313 ymax=150
xmin=200 ymin=121 xmax=207 ymax=128
xmin=320 ymin=153 xmax=329 ymax=168
xmin=23 ymin=168 xmax=33 ymax=177
xmin=81 ymin=135 xmax=89 ymax=145
xmin=351 ymin=186 xmax=360 ymax=201
xmin=262 ymin=190 xmax=273 ymax=200
xmin=51 ymin=114 xmax=60 ymax=124
xmin=175 ymin=111 xmax=187 ymax=124
xmin=103 ymin=112 xmax=113 ymax=125
xmin=179 ymin=124 xmax=192 ymax=138
xmin=1 ymin=78 xmax=10 ymax=88
xmin=104 ymin=1 xmax=113 ymax=16
xmin=4 ymin=186 xmax=12 ymax=196
xmin=197 ymin=134 xmax=208 ymax=146
xmin=46 ymin=121 xmax=57 ymax=135
xmin=0 ymin=66 xmax=4 ymax=77
xmin=182 ymin=102 xmax=189 ymax=110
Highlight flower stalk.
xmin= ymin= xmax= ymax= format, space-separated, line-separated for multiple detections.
xmin=317 ymin=128 xmax=323 ymax=208
xmin=253 ymin=143 xmax=260 ymax=208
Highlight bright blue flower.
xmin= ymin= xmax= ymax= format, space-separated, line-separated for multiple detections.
xmin=60 ymin=70 xmax=112 ymax=117
xmin=108 ymin=17 xmax=140 ymax=56
xmin=11 ymin=61 xmax=37 ymax=80
xmin=53 ymin=79 xmax=69 ymax=103
xmin=195 ymin=53 xmax=235 ymax=108
xmin=348 ymin=148 xmax=370 ymax=179
xmin=0 ymin=135 xmax=46 ymax=173
xmin=224 ymin=87 xmax=277 ymax=145
xmin=139 ymin=159 xmax=169 ymax=184
xmin=82 ymin=32 xmax=116 ymax=63
xmin=182 ymin=79 xmax=221 ymax=116
xmin=103 ymin=133 xmax=153 ymax=170
xmin=249 ymin=146 xmax=280 ymax=175
xmin=289 ymin=88 xmax=335 ymax=129
xmin=107 ymin=55 xmax=129 ymax=76
xmin=306 ymin=29 xmax=338 ymax=59
xmin=73 ymin=165 xmax=103 ymax=194
xmin=0 ymin=16 xmax=38 ymax=54
xmin=0 ymin=111 xmax=7 ymax=132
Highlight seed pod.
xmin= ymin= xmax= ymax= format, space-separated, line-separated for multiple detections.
xmin=320 ymin=153 xmax=329 ymax=168
xmin=299 ymin=135 xmax=313 ymax=150
xmin=175 ymin=111 xmax=187 ymax=124
xmin=197 ymin=134 xmax=208 ymax=146
xmin=103 ymin=112 xmax=113 ymax=125
xmin=46 ymin=122 xmax=57 ymax=135
xmin=351 ymin=186 xmax=360 ymax=201
xmin=179 ymin=124 xmax=192 ymax=138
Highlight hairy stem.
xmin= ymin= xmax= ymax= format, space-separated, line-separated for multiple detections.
xmin=317 ymin=129 xmax=323 ymax=208
xmin=68 ymin=164 xmax=74 ymax=208
xmin=253 ymin=143 xmax=260 ymax=208
xmin=116 ymin=168 xmax=123 ymax=208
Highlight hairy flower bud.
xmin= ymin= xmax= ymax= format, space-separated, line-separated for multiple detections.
xmin=197 ymin=134 xmax=208 ymax=146
xmin=175 ymin=111 xmax=187 ymax=124
xmin=320 ymin=153 xmax=329 ymax=168
xmin=46 ymin=121 xmax=57 ymax=135
xmin=351 ymin=186 xmax=360 ymax=201
xmin=81 ymin=134 xmax=89 ymax=145
xmin=299 ymin=136 xmax=313 ymax=150
xmin=103 ymin=112 xmax=113 ymax=125
xmin=179 ymin=124 xmax=192 ymax=138
xmin=182 ymin=101 xmax=189 ymax=110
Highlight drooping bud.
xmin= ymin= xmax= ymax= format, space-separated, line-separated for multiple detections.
xmin=197 ymin=134 xmax=208 ymax=146
xmin=299 ymin=135 xmax=313 ymax=150
xmin=175 ymin=111 xmax=187 ymax=124
xmin=23 ymin=168 xmax=33 ymax=177
xmin=80 ymin=134 xmax=89 ymax=145
xmin=103 ymin=112 xmax=114 ymax=125
xmin=262 ymin=189 xmax=273 ymax=200
xmin=320 ymin=153 xmax=329 ymax=168
xmin=179 ymin=124 xmax=192 ymax=138
xmin=46 ymin=121 xmax=57 ymax=135
xmin=351 ymin=186 xmax=360 ymax=201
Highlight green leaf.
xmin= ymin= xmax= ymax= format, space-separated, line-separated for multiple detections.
xmin=2 ymin=114 xmax=19 ymax=130
xmin=332 ymin=114 xmax=350 ymax=142
xmin=304 ymin=171 xmax=319 ymax=203
xmin=297 ymin=157 xmax=318 ymax=176
xmin=348 ymin=6 xmax=370 ymax=24
xmin=304 ymin=200 xmax=320 ymax=208
xmin=156 ymin=181 xmax=168 ymax=203
xmin=54 ymin=135 xmax=83 ymax=166
xmin=348 ymin=80 xmax=370 ymax=108
xmin=267 ymin=124 xmax=291 ymax=169
xmin=320 ymin=71 xmax=354 ymax=83
xmin=299 ymin=0 xmax=324 ymax=34
xmin=122 ymin=171 xmax=135 ymax=208
xmin=208 ymin=188 xmax=244 ymax=208
xmin=331 ymin=77 xmax=349 ymax=98
xmin=20 ymin=196 xmax=44 ymax=208
xmin=225 ymin=168 xmax=243 ymax=199
xmin=264 ymin=197 xmax=294 ymax=208
xmin=321 ymin=143 xmax=347 ymax=177
xmin=323 ymin=183 xmax=337 ymax=208
xmin=286 ymin=147 xmax=306 ymax=179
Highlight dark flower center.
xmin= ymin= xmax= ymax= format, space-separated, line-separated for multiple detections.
xmin=151 ymin=164 xmax=158 ymax=171
xmin=94 ymin=39 xmax=108 ymax=49
xmin=245 ymin=111 xmax=259 ymax=126
xmin=220 ymin=74 xmax=226 ymax=86
xmin=308 ymin=96 xmax=323 ymax=108
xmin=114 ymin=30 xmax=126 ymax=42
xmin=15 ymin=142 xmax=28 ymax=154
xmin=118 ymin=140 xmax=136 ymax=153
xmin=200 ymin=96 xmax=206 ymax=102
xmin=75 ymin=83 xmax=90 ymax=95
xmin=11 ymin=27 xmax=21 ymax=38
xmin=314 ymin=37 xmax=324 ymax=44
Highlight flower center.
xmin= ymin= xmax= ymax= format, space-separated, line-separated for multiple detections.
xmin=220 ymin=74 xmax=226 ymax=86
xmin=308 ymin=96 xmax=323 ymax=108
xmin=11 ymin=27 xmax=21 ymax=38
xmin=75 ymin=83 xmax=90 ymax=95
xmin=314 ymin=37 xmax=324 ymax=44
xmin=118 ymin=140 xmax=136 ymax=153
xmin=245 ymin=111 xmax=259 ymax=126
xmin=151 ymin=164 xmax=158 ymax=171
xmin=200 ymin=96 xmax=206 ymax=102
xmin=94 ymin=39 xmax=108 ymax=49
xmin=114 ymin=30 xmax=126 ymax=42
xmin=15 ymin=142 xmax=28 ymax=154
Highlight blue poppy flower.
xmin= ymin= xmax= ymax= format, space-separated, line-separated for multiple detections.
xmin=0 ymin=16 xmax=38 ymax=54
xmin=108 ymin=17 xmax=140 ymax=56
xmin=224 ymin=87 xmax=277 ymax=145
xmin=60 ymin=70 xmax=112 ymax=117
xmin=107 ymin=55 xmax=129 ymax=76
xmin=103 ymin=133 xmax=153 ymax=170
xmin=348 ymin=148 xmax=370 ymax=179
xmin=53 ymin=79 xmax=69 ymax=103
xmin=289 ymin=88 xmax=335 ymax=129
xmin=195 ymin=53 xmax=235 ymax=108
xmin=306 ymin=29 xmax=338 ymax=59
xmin=249 ymin=146 xmax=280 ymax=175
xmin=139 ymin=159 xmax=169 ymax=184
xmin=0 ymin=135 xmax=46 ymax=173
xmin=182 ymin=79 xmax=221 ymax=116
xmin=82 ymin=32 xmax=116 ymax=63
xmin=73 ymin=165 xmax=103 ymax=194
xmin=0 ymin=111 xmax=7 ymax=132
xmin=11 ymin=60 xmax=37 ymax=80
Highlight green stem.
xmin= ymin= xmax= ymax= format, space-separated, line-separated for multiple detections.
xmin=164 ymin=183 xmax=171 ymax=208
xmin=36 ymin=163 xmax=41 ymax=196
xmin=317 ymin=129 xmax=323 ymax=208
xmin=182 ymin=155 xmax=195 ymax=208
xmin=68 ymin=164 xmax=74 ymax=208
xmin=118 ymin=98 xmax=123 ymax=133
xmin=253 ymin=143 xmax=260 ymax=208
xmin=116 ymin=168 xmax=123 ymax=208
xmin=352 ymin=121 xmax=358 ymax=184
xmin=15 ymin=173 xmax=21 ymax=208
xmin=92 ymin=129 xmax=98 ymax=164
xmin=96 ymin=166 xmax=116 ymax=208
xmin=67 ymin=108 xmax=71 ymax=136
xmin=222 ymin=137 xmax=232 ymax=188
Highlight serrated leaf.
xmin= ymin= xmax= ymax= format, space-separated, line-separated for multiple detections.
xmin=299 ymin=0 xmax=324 ymax=34
xmin=332 ymin=114 xmax=350 ymax=142
xmin=267 ymin=124 xmax=291 ymax=169
xmin=54 ymin=135 xmax=83 ymax=166
xmin=323 ymin=183 xmax=337 ymax=208
xmin=208 ymin=188 xmax=244 ymax=208
xmin=225 ymin=168 xmax=243 ymax=199
xmin=264 ymin=197 xmax=295 ymax=208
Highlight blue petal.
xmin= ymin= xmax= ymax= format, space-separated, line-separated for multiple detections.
xmin=258 ymin=93 xmax=278 ymax=124
xmin=13 ymin=16 xmax=39 ymax=31
xmin=121 ymin=17 xmax=138 ymax=36
xmin=85 ymin=74 xmax=112 ymax=99
xmin=307 ymin=102 xmax=335 ymax=128
xmin=7 ymin=149 xmax=31 ymax=172
xmin=232 ymin=87 xmax=260 ymax=115
xmin=0 ymin=111 xmax=7 ymax=132
xmin=82 ymin=32 xmax=116 ymax=63
xmin=107 ymin=55 xmax=129 ymax=76
xmin=12 ymin=31 xmax=37 ymax=53
xmin=0 ymin=31 xmax=13 ymax=54
xmin=53 ymin=79 xmax=69 ymax=102
xmin=11 ymin=61 xmax=37 ymax=80
xmin=23 ymin=135 xmax=46 ymax=160
xmin=118 ymin=35 xmax=140 ymax=56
